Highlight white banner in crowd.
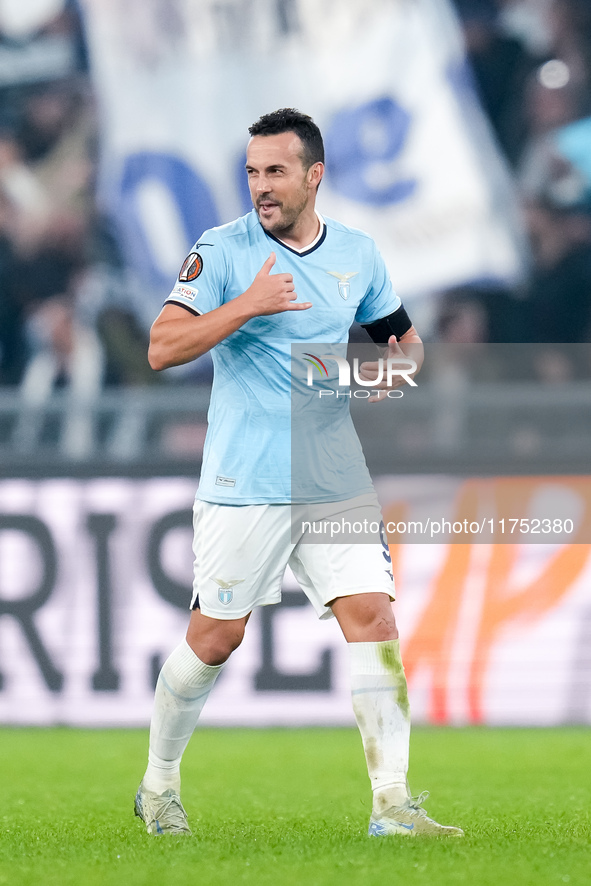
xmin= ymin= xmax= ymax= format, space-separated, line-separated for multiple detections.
xmin=0 ymin=477 xmax=590 ymax=727
xmin=80 ymin=0 xmax=524 ymax=321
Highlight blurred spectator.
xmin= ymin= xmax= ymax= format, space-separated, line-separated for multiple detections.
xmin=0 ymin=76 xmax=98 ymax=388
xmin=437 ymin=204 xmax=591 ymax=343
xmin=436 ymin=288 xmax=490 ymax=343
xmin=16 ymin=290 xmax=104 ymax=459
xmin=0 ymin=2 xmax=157 ymax=391
xmin=498 ymin=0 xmax=554 ymax=56
xmin=453 ymin=0 xmax=540 ymax=165
xmin=511 ymin=2 xmax=591 ymax=346
xmin=0 ymin=1 xmax=92 ymax=386
xmin=9 ymin=78 xmax=95 ymax=257
xmin=97 ymin=306 xmax=159 ymax=386
xmin=520 ymin=201 xmax=591 ymax=341
xmin=547 ymin=0 xmax=591 ymax=91
xmin=0 ymin=0 xmax=88 ymax=131
xmin=21 ymin=292 xmax=103 ymax=398
xmin=518 ymin=69 xmax=587 ymax=207
xmin=443 ymin=0 xmax=591 ymax=347
xmin=435 ymin=284 xmax=525 ymax=343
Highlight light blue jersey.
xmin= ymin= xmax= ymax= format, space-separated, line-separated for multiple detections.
xmin=165 ymin=210 xmax=401 ymax=504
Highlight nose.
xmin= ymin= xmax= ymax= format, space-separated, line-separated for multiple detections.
xmin=256 ymin=174 xmax=270 ymax=193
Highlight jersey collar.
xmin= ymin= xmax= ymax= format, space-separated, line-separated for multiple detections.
xmin=264 ymin=211 xmax=327 ymax=257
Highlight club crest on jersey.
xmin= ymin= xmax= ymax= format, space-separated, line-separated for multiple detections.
xmin=211 ymin=577 xmax=244 ymax=605
xmin=327 ymin=271 xmax=359 ymax=300
xmin=179 ymin=252 xmax=203 ymax=282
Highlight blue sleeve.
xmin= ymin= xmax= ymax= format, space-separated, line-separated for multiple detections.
xmin=354 ymin=241 xmax=401 ymax=325
xmin=164 ymin=229 xmax=228 ymax=315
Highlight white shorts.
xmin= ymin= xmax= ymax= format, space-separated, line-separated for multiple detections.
xmin=190 ymin=494 xmax=395 ymax=620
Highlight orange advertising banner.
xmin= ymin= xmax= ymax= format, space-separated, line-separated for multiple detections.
xmin=379 ymin=476 xmax=591 ymax=725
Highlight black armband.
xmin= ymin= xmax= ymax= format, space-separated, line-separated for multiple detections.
xmin=361 ymin=304 xmax=413 ymax=344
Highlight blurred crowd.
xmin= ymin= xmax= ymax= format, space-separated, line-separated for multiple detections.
xmin=0 ymin=0 xmax=154 ymax=392
xmin=1 ymin=0 xmax=591 ymax=394
xmin=441 ymin=0 xmax=591 ymax=345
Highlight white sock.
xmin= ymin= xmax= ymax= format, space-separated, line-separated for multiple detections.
xmin=142 ymin=640 xmax=223 ymax=794
xmin=349 ymin=639 xmax=411 ymax=816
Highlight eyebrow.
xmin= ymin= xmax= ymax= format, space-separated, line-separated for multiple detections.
xmin=244 ymin=162 xmax=289 ymax=171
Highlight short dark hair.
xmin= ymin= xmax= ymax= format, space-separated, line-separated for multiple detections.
xmin=248 ymin=108 xmax=324 ymax=169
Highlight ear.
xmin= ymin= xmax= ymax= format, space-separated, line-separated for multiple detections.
xmin=308 ymin=161 xmax=324 ymax=189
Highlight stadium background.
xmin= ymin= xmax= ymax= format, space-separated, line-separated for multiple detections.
xmin=0 ymin=0 xmax=591 ymax=733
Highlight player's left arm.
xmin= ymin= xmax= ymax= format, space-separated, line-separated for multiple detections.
xmin=355 ymin=248 xmax=424 ymax=400
xmin=358 ymin=324 xmax=424 ymax=402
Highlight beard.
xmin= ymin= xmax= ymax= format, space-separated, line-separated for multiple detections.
xmin=255 ymin=187 xmax=309 ymax=235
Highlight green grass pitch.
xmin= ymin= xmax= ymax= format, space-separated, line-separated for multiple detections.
xmin=1 ymin=727 xmax=589 ymax=886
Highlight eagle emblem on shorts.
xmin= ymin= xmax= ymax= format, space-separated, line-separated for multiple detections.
xmin=211 ymin=577 xmax=244 ymax=605
xmin=326 ymin=271 xmax=358 ymax=300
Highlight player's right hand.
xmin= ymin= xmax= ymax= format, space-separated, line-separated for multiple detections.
xmin=243 ymin=253 xmax=312 ymax=316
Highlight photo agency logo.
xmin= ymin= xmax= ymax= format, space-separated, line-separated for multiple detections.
xmin=303 ymin=353 xmax=418 ymax=399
